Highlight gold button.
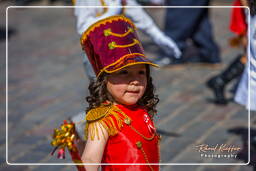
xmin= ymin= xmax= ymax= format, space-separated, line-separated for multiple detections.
xmin=124 ymin=118 xmax=131 ymax=125
xmin=136 ymin=141 xmax=142 ymax=149
xmin=108 ymin=42 xmax=116 ymax=49
xmin=104 ymin=28 xmax=111 ymax=36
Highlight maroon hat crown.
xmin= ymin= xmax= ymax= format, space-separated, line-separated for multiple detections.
xmin=80 ymin=15 xmax=158 ymax=77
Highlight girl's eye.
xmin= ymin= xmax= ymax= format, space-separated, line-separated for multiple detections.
xmin=139 ymin=70 xmax=146 ymax=75
xmin=119 ymin=70 xmax=128 ymax=75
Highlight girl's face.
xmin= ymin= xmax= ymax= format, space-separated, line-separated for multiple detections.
xmin=106 ymin=64 xmax=147 ymax=106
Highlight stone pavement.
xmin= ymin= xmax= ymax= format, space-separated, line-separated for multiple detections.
xmin=0 ymin=0 xmax=255 ymax=171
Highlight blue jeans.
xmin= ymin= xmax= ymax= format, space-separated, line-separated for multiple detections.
xmin=165 ymin=0 xmax=220 ymax=63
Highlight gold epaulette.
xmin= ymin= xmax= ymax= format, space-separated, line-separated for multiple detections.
xmin=85 ymin=104 xmax=130 ymax=141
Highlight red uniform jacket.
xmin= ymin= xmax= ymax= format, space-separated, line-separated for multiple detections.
xmin=85 ymin=104 xmax=160 ymax=171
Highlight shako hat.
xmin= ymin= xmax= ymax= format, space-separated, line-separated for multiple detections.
xmin=80 ymin=15 xmax=158 ymax=77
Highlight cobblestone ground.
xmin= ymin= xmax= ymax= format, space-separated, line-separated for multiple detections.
xmin=0 ymin=0 xmax=255 ymax=171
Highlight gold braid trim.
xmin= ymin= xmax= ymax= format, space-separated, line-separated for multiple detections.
xmin=108 ymin=39 xmax=139 ymax=49
xmin=85 ymin=104 xmax=130 ymax=141
xmin=96 ymin=53 xmax=159 ymax=77
xmin=104 ymin=27 xmax=134 ymax=37
xmin=80 ymin=15 xmax=136 ymax=45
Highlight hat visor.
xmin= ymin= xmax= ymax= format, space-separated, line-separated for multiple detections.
xmin=97 ymin=54 xmax=159 ymax=77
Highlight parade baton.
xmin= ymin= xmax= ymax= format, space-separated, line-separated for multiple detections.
xmin=51 ymin=120 xmax=86 ymax=171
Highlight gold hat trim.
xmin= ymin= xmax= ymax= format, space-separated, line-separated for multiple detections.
xmin=108 ymin=39 xmax=139 ymax=50
xmin=97 ymin=53 xmax=159 ymax=77
xmin=104 ymin=27 xmax=134 ymax=37
xmin=80 ymin=15 xmax=136 ymax=45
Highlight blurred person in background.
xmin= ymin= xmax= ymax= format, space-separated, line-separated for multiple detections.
xmin=155 ymin=0 xmax=221 ymax=66
xmin=206 ymin=0 xmax=248 ymax=105
xmin=235 ymin=0 xmax=256 ymax=111
xmin=232 ymin=0 xmax=256 ymax=168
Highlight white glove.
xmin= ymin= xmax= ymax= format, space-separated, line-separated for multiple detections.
xmin=145 ymin=25 xmax=181 ymax=58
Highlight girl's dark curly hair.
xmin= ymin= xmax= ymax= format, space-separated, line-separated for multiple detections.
xmin=86 ymin=65 xmax=159 ymax=118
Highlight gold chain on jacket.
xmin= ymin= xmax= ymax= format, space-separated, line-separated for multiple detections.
xmin=124 ymin=117 xmax=157 ymax=171
xmin=124 ymin=118 xmax=156 ymax=141
xmin=142 ymin=147 xmax=154 ymax=171
xmin=136 ymin=142 xmax=155 ymax=171
xmin=130 ymin=125 xmax=155 ymax=141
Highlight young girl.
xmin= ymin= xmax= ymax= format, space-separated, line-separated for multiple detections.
xmin=80 ymin=15 xmax=160 ymax=170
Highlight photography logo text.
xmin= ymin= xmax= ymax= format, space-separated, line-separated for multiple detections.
xmin=195 ymin=144 xmax=241 ymax=159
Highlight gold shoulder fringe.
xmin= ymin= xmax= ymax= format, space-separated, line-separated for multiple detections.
xmin=85 ymin=104 xmax=130 ymax=141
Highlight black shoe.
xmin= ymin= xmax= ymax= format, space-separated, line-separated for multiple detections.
xmin=206 ymin=76 xmax=228 ymax=105
xmin=206 ymin=54 xmax=245 ymax=105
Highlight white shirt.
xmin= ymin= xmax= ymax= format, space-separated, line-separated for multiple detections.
xmin=74 ymin=0 xmax=181 ymax=58
xmin=235 ymin=15 xmax=256 ymax=111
